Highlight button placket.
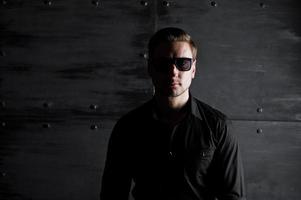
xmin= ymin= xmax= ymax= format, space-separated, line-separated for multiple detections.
xmin=168 ymin=125 xmax=178 ymax=160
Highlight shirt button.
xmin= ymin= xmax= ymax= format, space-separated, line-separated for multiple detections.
xmin=168 ymin=151 xmax=175 ymax=159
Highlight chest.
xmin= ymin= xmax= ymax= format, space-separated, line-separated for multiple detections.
xmin=130 ymin=118 xmax=216 ymax=171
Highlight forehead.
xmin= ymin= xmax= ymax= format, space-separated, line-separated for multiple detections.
xmin=152 ymin=41 xmax=193 ymax=58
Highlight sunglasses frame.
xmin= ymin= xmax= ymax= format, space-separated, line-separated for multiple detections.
xmin=150 ymin=57 xmax=194 ymax=72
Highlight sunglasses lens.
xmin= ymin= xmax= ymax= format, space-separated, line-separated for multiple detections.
xmin=153 ymin=58 xmax=192 ymax=72
xmin=175 ymin=58 xmax=192 ymax=71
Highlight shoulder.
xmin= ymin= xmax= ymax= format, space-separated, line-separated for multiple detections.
xmin=114 ymin=99 xmax=153 ymax=129
xmin=109 ymin=100 xmax=153 ymax=144
xmin=193 ymin=97 xmax=228 ymax=123
xmin=192 ymin=97 xmax=233 ymax=144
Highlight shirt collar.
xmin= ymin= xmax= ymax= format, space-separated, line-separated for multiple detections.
xmin=190 ymin=94 xmax=203 ymax=120
xmin=150 ymin=93 xmax=203 ymax=121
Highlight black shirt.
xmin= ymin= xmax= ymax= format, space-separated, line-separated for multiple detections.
xmin=100 ymin=95 xmax=246 ymax=200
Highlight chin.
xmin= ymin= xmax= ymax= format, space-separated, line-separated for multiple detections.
xmin=156 ymin=86 xmax=186 ymax=98
xmin=167 ymin=90 xmax=184 ymax=97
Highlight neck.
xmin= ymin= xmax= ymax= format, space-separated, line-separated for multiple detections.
xmin=155 ymin=92 xmax=189 ymax=111
xmin=153 ymin=91 xmax=190 ymax=125
xmin=154 ymin=90 xmax=190 ymax=112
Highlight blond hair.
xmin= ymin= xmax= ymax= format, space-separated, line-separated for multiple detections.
xmin=148 ymin=27 xmax=197 ymax=60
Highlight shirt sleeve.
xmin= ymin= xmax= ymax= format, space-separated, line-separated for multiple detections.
xmin=100 ymin=120 xmax=132 ymax=200
xmin=212 ymin=119 xmax=246 ymax=200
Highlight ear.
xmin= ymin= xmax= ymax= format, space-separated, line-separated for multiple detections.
xmin=191 ymin=59 xmax=196 ymax=79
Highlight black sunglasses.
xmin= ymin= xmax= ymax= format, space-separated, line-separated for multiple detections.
xmin=150 ymin=57 xmax=194 ymax=72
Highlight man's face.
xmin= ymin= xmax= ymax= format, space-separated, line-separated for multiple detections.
xmin=149 ymin=41 xmax=196 ymax=98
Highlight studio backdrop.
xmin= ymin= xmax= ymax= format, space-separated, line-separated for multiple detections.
xmin=0 ymin=0 xmax=300 ymax=200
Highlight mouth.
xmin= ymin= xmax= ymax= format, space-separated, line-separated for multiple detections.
xmin=168 ymin=81 xmax=180 ymax=88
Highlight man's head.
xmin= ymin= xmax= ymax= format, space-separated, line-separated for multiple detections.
xmin=148 ymin=27 xmax=198 ymax=98
xmin=148 ymin=27 xmax=197 ymax=61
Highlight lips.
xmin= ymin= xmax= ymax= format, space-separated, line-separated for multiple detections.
xmin=170 ymin=79 xmax=180 ymax=84
xmin=168 ymin=81 xmax=180 ymax=87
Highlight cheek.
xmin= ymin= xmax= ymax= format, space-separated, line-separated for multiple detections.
xmin=183 ymin=73 xmax=193 ymax=82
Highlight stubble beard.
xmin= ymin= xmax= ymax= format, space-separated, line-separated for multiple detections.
xmin=170 ymin=87 xmax=188 ymax=97
xmin=159 ymin=85 xmax=189 ymax=98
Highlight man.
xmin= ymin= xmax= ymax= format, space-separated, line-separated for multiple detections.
xmin=100 ymin=27 xmax=245 ymax=200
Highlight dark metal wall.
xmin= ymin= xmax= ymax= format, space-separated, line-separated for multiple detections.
xmin=0 ymin=0 xmax=300 ymax=200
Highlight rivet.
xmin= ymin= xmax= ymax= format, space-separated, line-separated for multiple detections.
xmin=89 ymin=104 xmax=98 ymax=110
xmin=256 ymin=128 xmax=263 ymax=134
xmin=42 ymin=123 xmax=51 ymax=128
xmin=260 ymin=3 xmax=266 ymax=8
xmin=43 ymin=102 xmax=53 ymax=108
xmin=162 ymin=1 xmax=170 ymax=7
xmin=44 ymin=0 xmax=52 ymax=6
xmin=1 ymin=122 xmax=6 ymax=127
xmin=210 ymin=1 xmax=217 ymax=7
xmin=140 ymin=1 xmax=148 ymax=6
xmin=90 ymin=124 xmax=98 ymax=130
xmin=257 ymin=107 xmax=263 ymax=113
xmin=91 ymin=0 xmax=100 ymax=7
xmin=140 ymin=52 xmax=148 ymax=59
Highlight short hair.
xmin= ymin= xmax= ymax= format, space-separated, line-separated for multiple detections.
xmin=148 ymin=27 xmax=197 ymax=60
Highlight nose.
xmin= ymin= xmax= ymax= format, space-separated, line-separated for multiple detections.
xmin=169 ymin=63 xmax=179 ymax=76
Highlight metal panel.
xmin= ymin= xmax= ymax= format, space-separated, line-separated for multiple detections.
xmin=0 ymin=119 xmax=114 ymax=200
xmin=234 ymin=120 xmax=301 ymax=200
xmin=0 ymin=0 xmax=154 ymax=199
xmin=0 ymin=0 xmax=154 ymax=118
